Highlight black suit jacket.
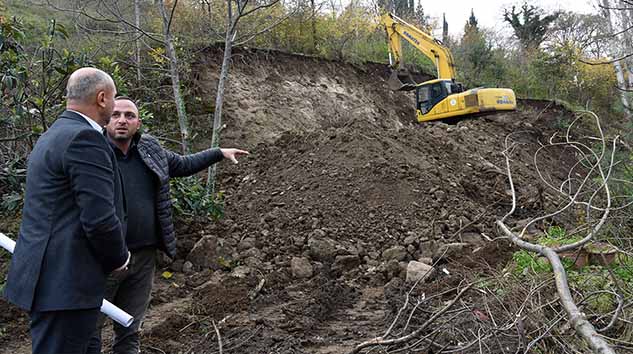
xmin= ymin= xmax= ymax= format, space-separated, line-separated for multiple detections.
xmin=4 ymin=110 xmax=128 ymax=311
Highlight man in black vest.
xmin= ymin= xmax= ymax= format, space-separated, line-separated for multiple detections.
xmin=4 ymin=68 xmax=131 ymax=354
xmin=88 ymin=96 xmax=248 ymax=354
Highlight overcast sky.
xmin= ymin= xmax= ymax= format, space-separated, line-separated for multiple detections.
xmin=422 ymin=0 xmax=599 ymax=36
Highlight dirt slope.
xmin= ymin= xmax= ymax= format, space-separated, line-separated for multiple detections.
xmin=0 ymin=47 xmax=579 ymax=354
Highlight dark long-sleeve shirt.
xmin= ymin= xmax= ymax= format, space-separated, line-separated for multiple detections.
xmin=112 ymin=143 xmax=159 ymax=250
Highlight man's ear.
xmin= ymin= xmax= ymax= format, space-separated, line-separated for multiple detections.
xmin=96 ymin=90 xmax=106 ymax=108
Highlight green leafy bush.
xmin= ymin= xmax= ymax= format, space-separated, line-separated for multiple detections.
xmin=512 ymin=250 xmax=552 ymax=275
xmin=170 ymin=176 xmax=224 ymax=220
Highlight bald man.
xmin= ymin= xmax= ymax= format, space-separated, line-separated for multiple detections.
xmin=3 ymin=68 xmax=130 ymax=354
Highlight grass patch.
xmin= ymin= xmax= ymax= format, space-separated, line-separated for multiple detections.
xmin=508 ymin=223 xmax=633 ymax=315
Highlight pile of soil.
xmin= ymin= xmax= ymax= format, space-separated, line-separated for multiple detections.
xmin=145 ymin=48 xmax=578 ymax=353
xmin=0 ymin=46 xmax=581 ymax=354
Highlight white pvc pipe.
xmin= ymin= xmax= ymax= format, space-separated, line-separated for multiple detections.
xmin=0 ymin=233 xmax=134 ymax=327
xmin=0 ymin=233 xmax=15 ymax=253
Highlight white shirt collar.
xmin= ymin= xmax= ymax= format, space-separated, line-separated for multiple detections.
xmin=67 ymin=109 xmax=103 ymax=132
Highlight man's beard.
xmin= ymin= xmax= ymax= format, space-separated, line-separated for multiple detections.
xmin=112 ymin=132 xmax=133 ymax=141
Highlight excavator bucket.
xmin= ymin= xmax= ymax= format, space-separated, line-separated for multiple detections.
xmin=387 ymin=68 xmax=417 ymax=91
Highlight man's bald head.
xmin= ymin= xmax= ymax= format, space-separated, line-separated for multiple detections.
xmin=66 ymin=68 xmax=115 ymax=104
xmin=66 ymin=67 xmax=117 ymax=126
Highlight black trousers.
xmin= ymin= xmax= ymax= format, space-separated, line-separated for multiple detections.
xmin=30 ymin=307 xmax=100 ymax=354
xmin=87 ymin=248 xmax=157 ymax=354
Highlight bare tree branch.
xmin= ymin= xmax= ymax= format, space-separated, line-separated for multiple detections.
xmin=349 ymin=283 xmax=474 ymax=354
xmin=41 ymin=0 xmax=165 ymax=44
xmin=496 ymin=110 xmax=618 ymax=354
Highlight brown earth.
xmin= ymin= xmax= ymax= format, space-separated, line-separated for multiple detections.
xmin=0 ymin=47 xmax=583 ymax=354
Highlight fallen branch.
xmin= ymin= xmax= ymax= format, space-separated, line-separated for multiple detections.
xmin=496 ymin=110 xmax=617 ymax=353
xmin=348 ymin=284 xmax=473 ymax=354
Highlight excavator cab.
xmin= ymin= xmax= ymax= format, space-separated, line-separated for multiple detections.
xmin=416 ymin=80 xmax=463 ymax=114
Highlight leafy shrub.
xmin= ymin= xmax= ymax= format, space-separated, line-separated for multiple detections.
xmin=170 ymin=176 xmax=223 ymax=220
xmin=512 ymin=250 xmax=552 ymax=275
xmin=1 ymin=190 xmax=23 ymax=214
xmin=539 ymin=226 xmax=582 ymax=247
xmin=0 ymin=158 xmax=26 ymax=215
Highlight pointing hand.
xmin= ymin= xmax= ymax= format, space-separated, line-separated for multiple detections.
xmin=221 ymin=148 xmax=250 ymax=164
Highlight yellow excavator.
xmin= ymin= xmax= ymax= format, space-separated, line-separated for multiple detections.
xmin=380 ymin=13 xmax=516 ymax=122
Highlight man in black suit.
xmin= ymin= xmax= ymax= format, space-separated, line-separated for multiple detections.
xmin=3 ymin=67 xmax=131 ymax=354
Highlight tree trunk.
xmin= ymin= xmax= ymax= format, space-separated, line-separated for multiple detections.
xmin=619 ymin=1 xmax=633 ymax=95
xmin=311 ymin=0 xmax=317 ymax=52
xmin=134 ymin=0 xmax=142 ymax=85
xmin=603 ymin=0 xmax=631 ymax=114
xmin=157 ymin=0 xmax=190 ymax=153
xmin=206 ymin=17 xmax=236 ymax=195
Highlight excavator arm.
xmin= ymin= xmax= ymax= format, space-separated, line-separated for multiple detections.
xmin=380 ymin=13 xmax=457 ymax=80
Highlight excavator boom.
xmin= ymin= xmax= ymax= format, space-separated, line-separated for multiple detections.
xmin=381 ymin=13 xmax=456 ymax=80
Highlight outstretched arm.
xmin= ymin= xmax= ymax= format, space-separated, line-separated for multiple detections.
xmin=166 ymin=147 xmax=249 ymax=177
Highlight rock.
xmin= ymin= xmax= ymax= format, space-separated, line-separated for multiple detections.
xmin=345 ymin=245 xmax=359 ymax=256
xmin=261 ymin=262 xmax=274 ymax=271
xmin=291 ymin=257 xmax=313 ymax=278
xmin=293 ymin=235 xmax=306 ymax=247
xmin=403 ymin=235 xmax=417 ymax=245
xmin=418 ymin=257 xmax=433 ymax=265
xmin=231 ymin=265 xmax=252 ymax=278
xmin=241 ymin=247 xmax=263 ymax=260
xmin=406 ymin=245 xmax=416 ymax=254
xmin=307 ymin=237 xmax=337 ymax=261
xmin=187 ymin=235 xmax=221 ymax=269
xmin=356 ymin=242 xmax=367 ymax=256
xmin=263 ymin=211 xmax=277 ymax=222
xmin=238 ymin=237 xmax=256 ymax=251
xmin=170 ymin=259 xmax=184 ymax=272
xmin=434 ymin=242 xmax=470 ymax=261
xmin=382 ymin=245 xmax=407 ymax=261
xmin=385 ymin=259 xmax=403 ymax=279
xmin=183 ymin=261 xmax=194 ymax=274
xmin=312 ymin=261 xmax=324 ymax=275
xmin=406 ymin=261 xmax=435 ymax=283
xmin=384 ymin=277 xmax=404 ymax=299
xmin=332 ymin=255 xmax=361 ymax=272
xmin=365 ymin=259 xmax=380 ymax=267
xmin=434 ymin=190 xmax=446 ymax=201
xmin=368 ymin=251 xmax=380 ymax=260
xmin=461 ymin=232 xmax=486 ymax=246
xmin=244 ymin=257 xmax=263 ymax=268
xmin=335 ymin=244 xmax=352 ymax=256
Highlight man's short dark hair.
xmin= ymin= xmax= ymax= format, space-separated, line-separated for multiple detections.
xmin=114 ymin=96 xmax=138 ymax=106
